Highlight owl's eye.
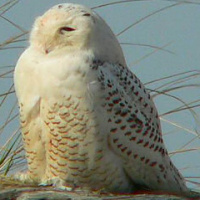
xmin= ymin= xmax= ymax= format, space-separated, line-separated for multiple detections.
xmin=59 ymin=27 xmax=76 ymax=34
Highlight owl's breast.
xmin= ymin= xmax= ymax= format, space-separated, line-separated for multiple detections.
xmin=15 ymin=47 xmax=97 ymax=100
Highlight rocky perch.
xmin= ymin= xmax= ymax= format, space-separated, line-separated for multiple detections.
xmin=0 ymin=176 xmax=199 ymax=200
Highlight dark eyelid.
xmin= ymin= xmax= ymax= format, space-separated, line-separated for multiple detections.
xmin=59 ymin=27 xmax=76 ymax=34
xmin=83 ymin=13 xmax=91 ymax=17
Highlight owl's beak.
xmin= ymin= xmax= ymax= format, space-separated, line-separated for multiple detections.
xmin=45 ymin=48 xmax=50 ymax=54
xmin=44 ymin=45 xmax=53 ymax=54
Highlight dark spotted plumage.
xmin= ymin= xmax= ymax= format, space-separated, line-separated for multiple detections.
xmin=89 ymin=60 xmax=188 ymax=193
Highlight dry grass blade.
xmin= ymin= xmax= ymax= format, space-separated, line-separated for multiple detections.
xmin=92 ymin=0 xmax=151 ymax=9
xmin=0 ymin=129 xmax=21 ymax=175
xmin=3 ymin=142 xmax=22 ymax=175
xmin=0 ymin=69 xmax=14 ymax=78
xmin=0 ymin=84 xmax=14 ymax=107
xmin=0 ymin=32 xmax=28 ymax=49
xmin=145 ymin=70 xmax=200 ymax=86
xmin=0 ymin=46 xmax=25 ymax=51
xmin=185 ymin=176 xmax=200 ymax=179
xmin=131 ymin=42 xmax=173 ymax=65
xmin=150 ymin=84 xmax=200 ymax=109
xmin=4 ymin=144 xmax=24 ymax=175
xmin=0 ymin=0 xmax=19 ymax=16
xmin=0 ymin=90 xmax=15 ymax=98
xmin=168 ymin=99 xmax=200 ymax=116
xmin=185 ymin=179 xmax=200 ymax=187
xmin=169 ymin=147 xmax=200 ymax=156
xmin=165 ymin=0 xmax=200 ymax=5
xmin=121 ymin=42 xmax=175 ymax=55
xmin=0 ymin=0 xmax=16 ymax=10
xmin=0 ymin=15 xmax=26 ymax=33
xmin=148 ymin=88 xmax=194 ymax=118
xmin=147 ymin=71 xmax=200 ymax=127
xmin=0 ymin=0 xmax=24 ymax=172
xmin=0 ymin=65 xmax=14 ymax=69
xmin=116 ymin=2 xmax=182 ymax=36
xmin=153 ymin=71 xmax=200 ymax=92
xmin=9 ymin=39 xmax=27 ymax=44
xmin=0 ymin=99 xmax=17 ymax=125
xmin=162 ymin=102 xmax=200 ymax=117
xmin=160 ymin=117 xmax=198 ymax=136
xmin=91 ymin=0 xmax=199 ymax=10
xmin=155 ymin=90 xmax=200 ymax=126
xmin=153 ymin=84 xmax=200 ymax=99
xmin=180 ymin=165 xmax=200 ymax=172
xmin=0 ymin=113 xmax=18 ymax=135
xmin=0 ymin=129 xmax=19 ymax=152
xmin=176 ymin=135 xmax=200 ymax=154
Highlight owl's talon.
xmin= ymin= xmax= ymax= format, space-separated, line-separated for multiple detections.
xmin=14 ymin=172 xmax=30 ymax=182
xmin=56 ymin=185 xmax=74 ymax=191
xmin=40 ymin=177 xmax=75 ymax=191
xmin=39 ymin=182 xmax=50 ymax=187
xmin=14 ymin=172 xmax=37 ymax=184
xmin=52 ymin=179 xmax=75 ymax=191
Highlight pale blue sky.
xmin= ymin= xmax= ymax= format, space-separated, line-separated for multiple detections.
xmin=0 ymin=0 xmax=200 ymax=189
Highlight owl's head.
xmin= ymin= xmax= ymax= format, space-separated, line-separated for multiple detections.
xmin=30 ymin=3 xmax=125 ymax=65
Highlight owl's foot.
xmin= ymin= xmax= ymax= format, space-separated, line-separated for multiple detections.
xmin=40 ymin=177 xmax=75 ymax=191
xmin=13 ymin=171 xmax=36 ymax=184
xmin=92 ymin=187 xmax=110 ymax=195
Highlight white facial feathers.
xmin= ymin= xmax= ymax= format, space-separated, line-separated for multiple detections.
xmin=30 ymin=3 xmax=126 ymax=65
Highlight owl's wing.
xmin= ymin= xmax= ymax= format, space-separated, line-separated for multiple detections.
xmin=90 ymin=61 xmax=186 ymax=192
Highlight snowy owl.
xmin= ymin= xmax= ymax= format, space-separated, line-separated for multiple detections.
xmin=14 ymin=3 xmax=188 ymax=194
